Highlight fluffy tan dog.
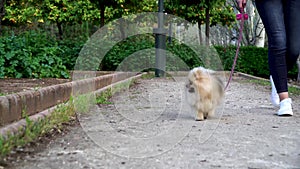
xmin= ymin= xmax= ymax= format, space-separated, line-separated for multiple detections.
xmin=185 ymin=67 xmax=224 ymax=121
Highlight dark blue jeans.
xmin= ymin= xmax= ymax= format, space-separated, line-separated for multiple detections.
xmin=255 ymin=0 xmax=300 ymax=93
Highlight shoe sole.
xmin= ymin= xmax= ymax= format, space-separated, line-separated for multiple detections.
xmin=277 ymin=112 xmax=293 ymax=116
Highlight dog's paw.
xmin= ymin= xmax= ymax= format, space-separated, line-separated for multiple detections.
xmin=195 ymin=117 xmax=204 ymax=121
xmin=195 ymin=113 xmax=204 ymax=121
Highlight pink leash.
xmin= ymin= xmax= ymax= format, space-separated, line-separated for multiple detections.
xmin=224 ymin=10 xmax=248 ymax=91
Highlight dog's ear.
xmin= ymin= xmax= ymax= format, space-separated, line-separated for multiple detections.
xmin=193 ymin=69 xmax=202 ymax=80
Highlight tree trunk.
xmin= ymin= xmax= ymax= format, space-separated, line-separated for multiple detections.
xmin=100 ymin=1 xmax=105 ymax=27
xmin=205 ymin=0 xmax=210 ymax=46
xmin=119 ymin=18 xmax=126 ymax=39
xmin=197 ymin=18 xmax=203 ymax=45
xmin=245 ymin=2 xmax=254 ymax=45
xmin=0 ymin=0 xmax=5 ymax=34
xmin=57 ymin=21 xmax=63 ymax=40
xmin=254 ymin=18 xmax=265 ymax=47
xmin=297 ymin=58 xmax=300 ymax=83
xmin=246 ymin=1 xmax=265 ymax=47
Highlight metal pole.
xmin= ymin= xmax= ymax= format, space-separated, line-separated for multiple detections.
xmin=154 ymin=0 xmax=166 ymax=77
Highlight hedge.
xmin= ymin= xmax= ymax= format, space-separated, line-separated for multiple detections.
xmin=0 ymin=31 xmax=87 ymax=78
xmin=0 ymin=31 xmax=297 ymax=79
xmin=214 ymin=46 xmax=298 ymax=79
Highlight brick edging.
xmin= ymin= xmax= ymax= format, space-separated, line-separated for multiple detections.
xmin=0 ymin=72 xmax=137 ymax=126
xmin=0 ymin=72 xmax=143 ymax=139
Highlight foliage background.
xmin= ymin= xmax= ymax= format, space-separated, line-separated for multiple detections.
xmin=0 ymin=0 xmax=297 ymax=79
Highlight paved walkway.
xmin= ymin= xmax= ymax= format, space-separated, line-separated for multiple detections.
xmin=8 ymin=76 xmax=300 ymax=169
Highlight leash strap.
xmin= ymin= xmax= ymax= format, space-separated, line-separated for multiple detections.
xmin=224 ymin=10 xmax=247 ymax=91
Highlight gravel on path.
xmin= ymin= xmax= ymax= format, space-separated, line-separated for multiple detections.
xmin=6 ymin=76 xmax=300 ymax=169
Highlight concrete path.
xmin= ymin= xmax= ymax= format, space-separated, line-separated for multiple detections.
xmin=7 ymin=76 xmax=300 ymax=169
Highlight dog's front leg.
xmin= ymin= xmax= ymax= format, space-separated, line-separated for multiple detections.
xmin=196 ymin=111 xmax=204 ymax=121
xmin=207 ymin=109 xmax=215 ymax=118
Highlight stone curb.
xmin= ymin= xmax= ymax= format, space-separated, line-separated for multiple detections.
xmin=0 ymin=72 xmax=144 ymax=139
xmin=0 ymin=72 xmax=137 ymax=126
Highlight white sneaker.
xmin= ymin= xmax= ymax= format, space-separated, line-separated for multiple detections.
xmin=277 ymin=98 xmax=293 ymax=116
xmin=270 ymin=76 xmax=280 ymax=107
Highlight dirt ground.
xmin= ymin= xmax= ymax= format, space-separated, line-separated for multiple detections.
xmin=0 ymin=72 xmax=113 ymax=95
xmin=0 ymin=78 xmax=70 ymax=95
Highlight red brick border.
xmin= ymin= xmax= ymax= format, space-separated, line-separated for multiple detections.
xmin=0 ymin=72 xmax=137 ymax=126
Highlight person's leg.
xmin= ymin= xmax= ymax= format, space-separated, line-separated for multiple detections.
xmin=276 ymin=0 xmax=300 ymax=101
xmin=285 ymin=0 xmax=300 ymax=71
xmin=256 ymin=0 xmax=288 ymax=97
xmin=272 ymin=0 xmax=300 ymax=115
xmin=256 ymin=0 xmax=293 ymax=115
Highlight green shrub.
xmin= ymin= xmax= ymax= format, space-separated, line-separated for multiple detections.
xmin=100 ymin=34 xmax=156 ymax=71
xmin=167 ymin=41 xmax=202 ymax=69
xmin=100 ymin=35 xmax=205 ymax=72
xmin=1 ymin=30 xmax=297 ymax=79
xmin=57 ymin=38 xmax=86 ymax=71
xmin=215 ymin=46 xmax=269 ymax=77
xmin=215 ymin=46 xmax=298 ymax=79
xmin=0 ymin=31 xmax=80 ymax=78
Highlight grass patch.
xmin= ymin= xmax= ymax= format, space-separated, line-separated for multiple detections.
xmin=96 ymin=78 xmax=137 ymax=104
xmin=73 ymin=93 xmax=96 ymax=113
xmin=0 ymin=76 xmax=140 ymax=160
xmin=0 ymin=93 xmax=8 ymax=96
xmin=141 ymin=72 xmax=155 ymax=79
xmin=244 ymin=79 xmax=270 ymax=86
xmin=289 ymin=86 xmax=300 ymax=95
xmin=0 ymin=99 xmax=76 ymax=159
xmin=242 ymin=78 xmax=300 ymax=96
xmin=96 ymin=90 xmax=113 ymax=104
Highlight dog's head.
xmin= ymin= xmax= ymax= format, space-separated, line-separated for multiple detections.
xmin=186 ymin=68 xmax=204 ymax=93
xmin=186 ymin=79 xmax=195 ymax=93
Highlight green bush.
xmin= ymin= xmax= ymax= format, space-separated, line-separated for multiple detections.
xmin=57 ymin=38 xmax=86 ymax=71
xmin=100 ymin=34 xmax=156 ymax=71
xmin=100 ymin=35 xmax=205 ymax=72
xmin=0 ymin=31 xmax=84 ymax=78
xmin=167 ymin=41 xmax=202 ymax=69
xmin=215 ymin=46 xmax=298 ymax=79
xmin=1 ymin=31 xmax=297 ymax=79
xmin=215 ymin=46 xmax=269 ymax=77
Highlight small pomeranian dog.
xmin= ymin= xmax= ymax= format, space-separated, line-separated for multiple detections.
xmin=185 ymin=67 xmax=224 ymax=121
